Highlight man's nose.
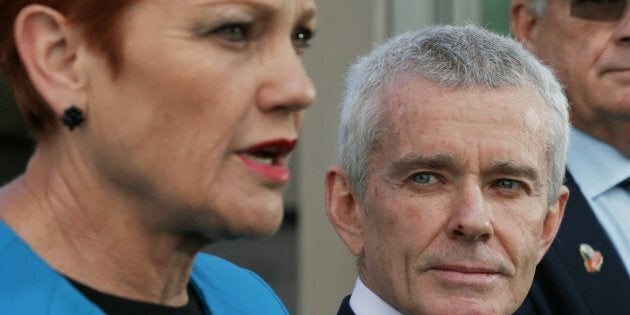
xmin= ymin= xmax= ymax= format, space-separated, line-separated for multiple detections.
xmin=446 ymin=183 xmax=493 ymax=242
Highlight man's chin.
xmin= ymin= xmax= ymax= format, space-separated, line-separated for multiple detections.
xmin=408 ymin=294 xmax=515 ymax=315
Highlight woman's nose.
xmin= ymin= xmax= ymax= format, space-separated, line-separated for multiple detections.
xmin=256 ymin=41 xmax=316 ymax=113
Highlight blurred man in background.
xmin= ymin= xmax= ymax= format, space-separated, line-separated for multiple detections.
xmin=511 ymin=0 xmax=630 ymax=313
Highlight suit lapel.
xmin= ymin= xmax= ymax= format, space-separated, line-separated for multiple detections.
xmin=550 ymin=172 xmax=629 ymax=312
xmin=337 ymin=295 xmax=355 ymax=315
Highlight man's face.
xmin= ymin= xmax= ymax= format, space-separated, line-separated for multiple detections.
xmin=512 ymin=0 xmax=630 ymax=142
xmin=357 ymin=78 xmax=565 ymax=314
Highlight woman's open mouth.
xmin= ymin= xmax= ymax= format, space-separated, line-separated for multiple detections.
xmin=237 ymin=139 xmax=297 ymax=183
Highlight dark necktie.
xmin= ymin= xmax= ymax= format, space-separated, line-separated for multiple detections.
xmin=619 ymin=178 xmax=630 ymax=191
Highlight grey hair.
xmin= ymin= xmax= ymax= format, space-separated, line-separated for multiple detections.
xmin=527 ymin=0 xmax=549 ymax=17
xmin=337 ymin=24 xmax=569 ymax=205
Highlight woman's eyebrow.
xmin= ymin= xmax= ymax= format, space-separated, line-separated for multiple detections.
xmin=297 ymin=4 xmax=316 ymax=24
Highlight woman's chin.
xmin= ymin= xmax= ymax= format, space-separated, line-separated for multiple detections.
xmin=222 ymin=198 xmax=285 ymax=239
xmin=244 ymin=208 xmax=284 ymax=238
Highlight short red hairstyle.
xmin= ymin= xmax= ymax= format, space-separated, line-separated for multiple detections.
xmin=0 ymin=1 xmax=135 ymax=138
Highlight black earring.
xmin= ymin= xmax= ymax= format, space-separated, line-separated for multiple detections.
xmin=61 ymin=105 xmax=84 ymax=131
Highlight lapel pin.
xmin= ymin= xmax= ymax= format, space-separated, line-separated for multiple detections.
xmin=579 ymin=243 xmax=603 ymax=273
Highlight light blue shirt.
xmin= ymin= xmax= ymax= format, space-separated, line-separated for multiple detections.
xmin=566 ymin=127 xmax=630 ymax=275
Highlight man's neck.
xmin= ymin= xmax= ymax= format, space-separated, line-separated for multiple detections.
xmin=349 ymin=277 xmax=402 ymax=315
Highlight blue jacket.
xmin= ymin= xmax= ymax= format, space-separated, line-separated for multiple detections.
xmin=0 ymin=220 xmax=288 ymax=314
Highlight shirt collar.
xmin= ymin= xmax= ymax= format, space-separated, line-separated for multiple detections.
xmin=349 ymin=277 xmax=402 ymax=315
xmin=566 ymin=127 xmax=630 ymax=198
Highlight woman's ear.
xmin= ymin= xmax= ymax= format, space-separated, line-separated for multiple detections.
xmin=325 ymin=165 xmax=366 ymax=257
xmin=14 ymin=4 xmax=87 ymax=116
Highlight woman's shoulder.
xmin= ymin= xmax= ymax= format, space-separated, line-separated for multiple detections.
xmin=191 ymin=253 xmax=289 ymax=315
xmin=0 ymin=220 xmax=103 ymax=314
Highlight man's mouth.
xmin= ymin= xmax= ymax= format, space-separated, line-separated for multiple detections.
xmin=428 ymin=263 xmax=504 ymax=287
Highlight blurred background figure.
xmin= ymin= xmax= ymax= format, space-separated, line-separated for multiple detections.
xmin=511 ymin=0 xmax=630 ymax=313
xmin=0 ymin=0 xmax=315 ymax=314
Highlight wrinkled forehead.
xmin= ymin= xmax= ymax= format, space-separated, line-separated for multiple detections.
xmin=162 ymin=0 xmax=316 ymax=20
xmin=245 ymin=0 xmax=317 ymax=20
xmin=380 ymin=76 xmax=547 ymax=125
xmin=376 ymin=77 xmax=549 ymax=161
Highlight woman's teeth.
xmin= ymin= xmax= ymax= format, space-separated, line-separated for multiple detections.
xmin=247 ymin=154 xmax=274 ymax=165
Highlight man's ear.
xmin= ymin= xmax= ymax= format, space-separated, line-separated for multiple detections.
xmin=510 ymin=0 xmax=540 ymax=51
xmin=537 ymin=186 xmax=569 ymax=262
xmin=325 ymin=165 xmax=365 ymax=257
xmin=14 ymin=4 xmax=87 ymax=116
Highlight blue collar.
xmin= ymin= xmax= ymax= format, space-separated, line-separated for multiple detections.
xmin=566 ymin=127 xmax=630 ymax=198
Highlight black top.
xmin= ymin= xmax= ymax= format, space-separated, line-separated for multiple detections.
xmin=66 ymin=277 xmax=207 ymax=315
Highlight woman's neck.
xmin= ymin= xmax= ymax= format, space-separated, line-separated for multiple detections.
xmin=0 ymin=148 xmax=206 ymax=306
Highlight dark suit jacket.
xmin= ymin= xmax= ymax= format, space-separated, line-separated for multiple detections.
xmin=337 ymin=295 xmax=355 ymax=315
xmin=516 ymin=172 xmax=630 ymax=314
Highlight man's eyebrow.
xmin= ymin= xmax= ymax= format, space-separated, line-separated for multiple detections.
xmin=386 ymin=153 xmax=456 ymax=177
xmin=489 ymin=161 xmax=541 ymax=184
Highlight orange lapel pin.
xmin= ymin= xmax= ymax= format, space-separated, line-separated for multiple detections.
xmin=579 ymin=243 xmax=603 ymax=273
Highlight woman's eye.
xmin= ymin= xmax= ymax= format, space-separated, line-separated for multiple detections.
xmin=410 ymin=173 xmax=437 ymax=184
xmin=292 ymin=27 xmax=314 ymax=50
xmin=214 ymin=23 xmax=251 ymax=42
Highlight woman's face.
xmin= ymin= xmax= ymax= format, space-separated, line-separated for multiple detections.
xmin=80 ymin=0 xmax=316 ymax=239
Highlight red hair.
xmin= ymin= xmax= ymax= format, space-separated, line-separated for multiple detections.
xmin=0 ymin=1 xmax=135 ymax=138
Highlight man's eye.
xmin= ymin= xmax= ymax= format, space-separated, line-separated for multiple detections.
xmin=214 ymin=23 xmax=251 ymax=42
xmin=292 ymin=27 xmax=314 ymax=50
xmin=410 ymin=173 xmax=436 ymax=184
xmin=494 ymin=179 xmax=518 ymax=189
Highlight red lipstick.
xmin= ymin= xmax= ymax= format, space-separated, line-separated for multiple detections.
xmin=237 ymin=139 xmax=297 ymax=183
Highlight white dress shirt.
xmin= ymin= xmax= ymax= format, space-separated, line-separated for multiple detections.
xmin=566 ymin=127 xmax=630 ymax=274
xmin=349 ymin=277 xmax=402 ymax=315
